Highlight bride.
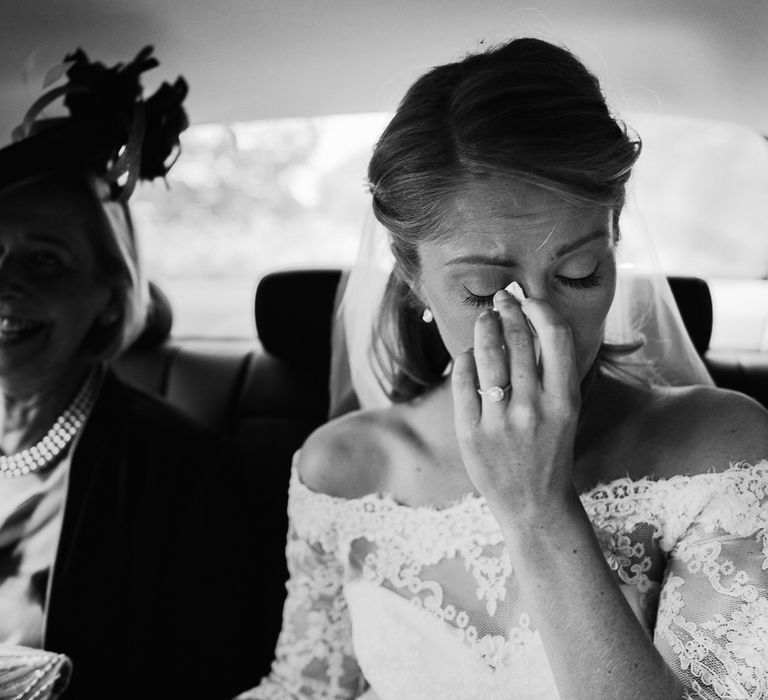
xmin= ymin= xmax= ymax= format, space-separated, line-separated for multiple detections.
xmin=239 ymin=38 xmax=768 ymax=699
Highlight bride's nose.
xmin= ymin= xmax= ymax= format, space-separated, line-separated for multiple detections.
xmin=515 ymin=277 xmax=546 ymax=303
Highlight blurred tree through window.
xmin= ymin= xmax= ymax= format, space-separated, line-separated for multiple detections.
xmin=131 ymin=113 xmax=768 ymax=347
xmin=131 ymin=114 xmax=388 ymax=337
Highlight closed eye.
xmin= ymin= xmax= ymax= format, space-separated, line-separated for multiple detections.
xmin=462 ymin=267 xmax=603 ymax=305
xmin=461 ymin=285 xmax=496 ymax=308
xmin=556 ymin=268 xmax=602 ymax=289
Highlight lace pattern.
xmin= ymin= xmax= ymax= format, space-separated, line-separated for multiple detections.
xmin=238 ymin=461 xmax=768 ymax=699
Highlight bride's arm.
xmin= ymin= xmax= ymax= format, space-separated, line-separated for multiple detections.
xmin=451 ymin=288 xmax=768 ymax=700
xmin=492 ymin=491 xmax=684 ymax=699
xmin=235 ymin=455 xmax=364 ymax=700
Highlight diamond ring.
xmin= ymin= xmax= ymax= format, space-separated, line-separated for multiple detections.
xmin=476 ymin=384 xmax=510 ymax=402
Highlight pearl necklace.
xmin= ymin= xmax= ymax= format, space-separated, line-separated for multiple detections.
xmin=0 ymin=371 xmax=99 ymax=478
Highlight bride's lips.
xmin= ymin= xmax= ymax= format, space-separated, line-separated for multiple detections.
xmin=0 ymin=314 xmax=49 ymax=345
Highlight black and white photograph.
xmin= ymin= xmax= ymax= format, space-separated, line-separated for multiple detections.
xmin=0 ymin=2 xmax=766 ymax=698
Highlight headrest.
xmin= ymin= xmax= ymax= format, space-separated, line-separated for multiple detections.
xmin=255 ymin=269 xmax=343 ymax=369
xmin=129 ymin=281 xmax=173 ymax=351
xmin=667 ymin=276 xmax=713 ymax=355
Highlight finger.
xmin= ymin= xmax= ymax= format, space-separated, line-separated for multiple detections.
xmin=492 ymin=289 xmax=538 ymax=403
xmin=451 ymin=349 xmax=481 ymax=430
xmin=519 ymin=299 xmax=579 ymax=401
xmin=473 ymin=309 xmax=510 ymax=406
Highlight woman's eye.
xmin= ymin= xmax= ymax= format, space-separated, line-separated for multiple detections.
xmin=557 ymin=268 xmax=602 ymax=289
xmin=462 ymin=265 xmax=603 ymax=306
xmin=29 ymin=251 xmax=64 ymax=272
xmin=462 ymin=286 xmax=496 ymax=308
xmin=555 ymin=255 xmax=604 ymax=289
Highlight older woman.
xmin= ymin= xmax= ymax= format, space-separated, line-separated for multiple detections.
xmin=240 ymin=38 xmax=768 ymax=699
xmin=0 ymin=48 xmax=261 ymax=699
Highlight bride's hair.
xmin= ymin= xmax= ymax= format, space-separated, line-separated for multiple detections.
xmin=367 ymin=37 xmax=642 ymax=403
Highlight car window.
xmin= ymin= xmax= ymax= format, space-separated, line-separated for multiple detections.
xmin=131 ymin=113 xmax=390 ymax=339
xmin=622 ymin=113 xmax=768 ymax=350
xmin=131 ymin=111 xmax=768 ymax=349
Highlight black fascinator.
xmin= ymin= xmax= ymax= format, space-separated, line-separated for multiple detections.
xmin=0 ymin=45 xmax=188 ymax=199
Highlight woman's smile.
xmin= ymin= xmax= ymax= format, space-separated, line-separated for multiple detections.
xmin=0 ymin=314 xmax=48 ymax=344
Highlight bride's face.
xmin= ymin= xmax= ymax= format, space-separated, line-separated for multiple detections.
xmin=416 ymin=178 xmax=617 ymax=381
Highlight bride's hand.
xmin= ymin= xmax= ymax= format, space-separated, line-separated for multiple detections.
xmin=451 ymin=288 xmax=581 ymax=524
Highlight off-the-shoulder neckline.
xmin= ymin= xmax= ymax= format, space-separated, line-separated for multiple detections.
xmin=290 ymin=456 xmax=768 ymax=515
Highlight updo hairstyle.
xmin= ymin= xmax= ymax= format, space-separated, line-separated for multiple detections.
xmin=368 ymin=37 xmax=642 ymax=402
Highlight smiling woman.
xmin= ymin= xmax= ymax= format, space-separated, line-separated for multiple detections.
xmin=0 ymin=176 xmax=132 ymax=389
xmin=0 ymin=47 xmax=262 ymax=700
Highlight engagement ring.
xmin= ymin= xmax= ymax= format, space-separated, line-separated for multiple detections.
xmin=476 ymin=384 xmax=510 ymax=402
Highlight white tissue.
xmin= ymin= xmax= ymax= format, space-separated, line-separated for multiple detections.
xmin=505 ymin=280 xmax=526 ymax=303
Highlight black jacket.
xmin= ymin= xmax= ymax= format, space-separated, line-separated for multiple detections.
xmin=44 ymin=370 xmax=263 ymax=699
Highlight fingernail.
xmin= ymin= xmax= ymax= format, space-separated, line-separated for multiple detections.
xmin=492 ymin=289 xmax=510 ymax=311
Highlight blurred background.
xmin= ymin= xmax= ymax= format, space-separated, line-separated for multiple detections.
xmin=1 ymin=0 xmax=766 ymax=345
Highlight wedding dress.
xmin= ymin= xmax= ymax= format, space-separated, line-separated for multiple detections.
xmin=241 ymin=458 xmax=768 ymax=700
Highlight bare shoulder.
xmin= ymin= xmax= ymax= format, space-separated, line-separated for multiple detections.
xmin=645 ymin=384 xmax=768 ymax=477
xmin=295 ymin=406 xmax=410 ymax=499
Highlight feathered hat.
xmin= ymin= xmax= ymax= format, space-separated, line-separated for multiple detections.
xmin=0 ymin=45 xmax=188 ymax=199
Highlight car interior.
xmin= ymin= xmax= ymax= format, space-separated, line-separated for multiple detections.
xmin=2 ymin=0 xmax=767 ymax=679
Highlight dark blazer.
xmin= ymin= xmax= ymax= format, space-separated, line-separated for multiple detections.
xmin=44 ymin=369 xmax=263 ymax=699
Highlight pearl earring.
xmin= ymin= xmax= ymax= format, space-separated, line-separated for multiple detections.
xmin=422 ymin=308 xmax=434 ymax=323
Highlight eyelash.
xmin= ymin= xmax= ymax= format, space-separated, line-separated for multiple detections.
xmin=461 ymin=269 xmax=603 ymax=308
xmin=462 ymin=291 xmax=495 ymax=309
xmin=558 ymin=269 xmax=602 ymax=289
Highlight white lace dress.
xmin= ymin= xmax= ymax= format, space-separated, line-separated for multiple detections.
xmin=240 ymin=460 xmax=768 ymax=700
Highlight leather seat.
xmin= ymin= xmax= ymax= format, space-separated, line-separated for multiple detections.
xmin=115 ymin=270 xmax=340 ymax=437
xmin=667 ymin=276 xmax=713 ymax=356
xmin=706 ymin=350 xmax=768 ymax=408
xmin=666 ymin=276 xmax=768 ymax=408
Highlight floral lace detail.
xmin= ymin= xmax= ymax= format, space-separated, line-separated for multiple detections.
xmin=241 ymin=460 xmax=768 ymax=700
xmin=594 ymin=526 xmax=654 ymax=590
xmin=463 ymin=546 xmax=513 ymax=617
xmin=237 ymin=524 xmax=364 ymax=699
xmin=702 ymin=597 xmax=768 ymax=669
xmin=647 ymin=463 xmax=768 ymax=699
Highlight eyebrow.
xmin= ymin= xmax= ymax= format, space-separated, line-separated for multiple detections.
xmin=446 ymin=229 xmax=609 ymax=266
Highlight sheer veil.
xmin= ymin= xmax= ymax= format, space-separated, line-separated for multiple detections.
xmin=329 ymin=194 xmax=713 ymax=416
